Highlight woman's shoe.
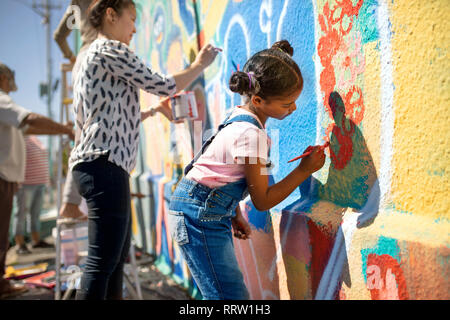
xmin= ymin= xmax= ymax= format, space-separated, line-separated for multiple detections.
xmin=31 ymin=240 xmax=54 ymax=249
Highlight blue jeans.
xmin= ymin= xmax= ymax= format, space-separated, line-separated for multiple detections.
xmin=14 ymin=184 xmax=45 ymax=237
xmin=168 ymin=178 xmax=249 ymax=300
xmin=72 ymin=155 xmax=131 ymax=300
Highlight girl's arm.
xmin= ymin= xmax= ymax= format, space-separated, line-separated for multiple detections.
xmin=243 ymin=147 xmax=325 ymax=211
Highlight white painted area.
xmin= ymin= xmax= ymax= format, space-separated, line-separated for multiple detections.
xmin=260 ymin=0 xmax=273 ymax=48
xmin=377 ymin=0 xmax=395 ymax=208
xmin=276 ymin=0 xmax=290 ymax=41
xmin=222 ymin=14 xmax=251 ymax=100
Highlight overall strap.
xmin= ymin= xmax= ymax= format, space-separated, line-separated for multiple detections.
xmin=221 ymin=114 xmax=263 ymax=130
xmin=184 ymin=114 xmax=264 ymax=175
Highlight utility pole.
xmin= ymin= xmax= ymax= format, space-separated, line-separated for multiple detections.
xmin=31 ymin=0 xmax=61 ymax=200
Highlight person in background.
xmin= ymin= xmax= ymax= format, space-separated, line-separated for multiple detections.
xmin=54 ymin=0 xmax=97 ymax=67
xmin=13 ymin=135 xmax=53 ymax=255
xmin=54 ymin=0 xmax=96 ymax=220
xmin=0 ymin=63 xmax=74 ymax=299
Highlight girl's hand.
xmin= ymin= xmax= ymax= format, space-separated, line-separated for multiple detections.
xmin=232 ymin=207 xmax=252 ymax=240
xmin=194 ymin=44 xmax=222 ymax=69
xmin=298 ymin=146 xmax=326 ymax=174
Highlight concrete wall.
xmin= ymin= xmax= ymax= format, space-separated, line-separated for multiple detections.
xmin=129 ymin=0 xmax=449 ymax=300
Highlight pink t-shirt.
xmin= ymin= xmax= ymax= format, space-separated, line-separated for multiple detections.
xmin=186 ymin=107 xmax=270 ymax=188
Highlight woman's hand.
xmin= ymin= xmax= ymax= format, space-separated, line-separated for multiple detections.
xmin=142 ymin=98 xmax=177 ymax=122
xmin=232 ymin=206 xmax=252 ymax=240
xmin=155 ymin=97 xmax=173 ymax=121
xmin=194 ymin=44 xmax=222 ymax=69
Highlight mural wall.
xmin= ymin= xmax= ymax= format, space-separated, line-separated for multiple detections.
xmin=129 ymin=0 xmax=449 ymax=300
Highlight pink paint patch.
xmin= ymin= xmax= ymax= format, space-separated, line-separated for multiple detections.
xmin=280 ymin=214 xmax=311 ymax=263
xmin=234 ymin=230 xmax=280 ymax=300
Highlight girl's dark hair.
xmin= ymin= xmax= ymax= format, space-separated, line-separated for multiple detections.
xmin=88 ymin=0 xmax=135 ymax=30
xmin=229 ymin=40 xmax=303 ymax=100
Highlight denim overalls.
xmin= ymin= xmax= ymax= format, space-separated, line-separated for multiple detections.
xmin=168 ymin=114 xmax=264 ymax=300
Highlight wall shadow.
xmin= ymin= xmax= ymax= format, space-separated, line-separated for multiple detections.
xmin=279 ymin=91 xmax=379 ymax=299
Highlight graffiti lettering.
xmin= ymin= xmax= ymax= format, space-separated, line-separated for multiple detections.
xmin=366 ymin=254 xmax=408 ymax=300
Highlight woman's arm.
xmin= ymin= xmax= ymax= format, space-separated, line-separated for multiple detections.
xmin=100 ymin=41 xmax=220 ymax=97
xmin=243 ymin=147 xmax=325 ymax=211
xmin=100 ymin=41 xmax=177 ymax=96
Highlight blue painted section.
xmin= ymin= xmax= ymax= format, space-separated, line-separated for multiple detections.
xmin=177 ymin=0 xmax=196 ymax=37
xmin=245 ymin=202 xmax=272 ymax=233
xmin=267 ymin=1 xmax=318 ymax=212
xmin=245 ymin=175 xmax=275 ymax=232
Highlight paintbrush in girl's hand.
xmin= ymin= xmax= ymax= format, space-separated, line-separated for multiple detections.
xmin=287 ymin=141 xmax=330 ymax=163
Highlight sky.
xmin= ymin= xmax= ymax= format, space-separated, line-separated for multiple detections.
xmin=0 ymin=0 xmax=73 ymax=146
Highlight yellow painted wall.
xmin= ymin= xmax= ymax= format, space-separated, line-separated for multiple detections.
xmin=390 ymin=0 xmax=450 ymax=219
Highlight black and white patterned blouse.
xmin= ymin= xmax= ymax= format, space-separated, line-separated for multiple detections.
xmin=69 ymin=38 xmax=177 ymax=174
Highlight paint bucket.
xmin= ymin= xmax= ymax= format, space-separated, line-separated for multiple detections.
xmin=53 ymin=225 xmax=88 ymax=266
xmin=170 ymin=91 xmax=198 ymax=121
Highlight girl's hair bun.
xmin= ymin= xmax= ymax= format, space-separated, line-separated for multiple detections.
xmin=271 ymin=40 xmax=294 ymax=57
xmin=229 ymin=71 xmax=250 ymax=95
xmin=229 ymin=71 xmax=261 ymax=95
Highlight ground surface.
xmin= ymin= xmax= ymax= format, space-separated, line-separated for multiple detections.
xmin=4 ymin=236 xmax=192 ymax=300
